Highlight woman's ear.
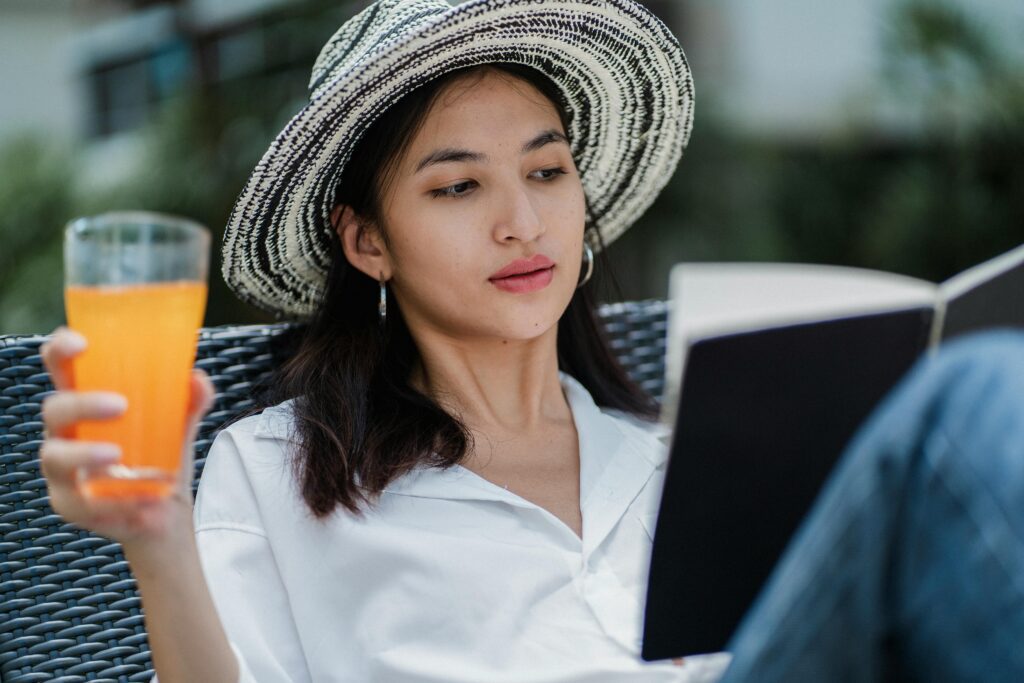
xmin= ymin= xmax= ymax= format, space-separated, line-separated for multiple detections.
xmin=331 ymin=205 xmax=391 ymax=281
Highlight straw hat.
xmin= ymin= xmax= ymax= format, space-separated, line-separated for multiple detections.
xmin=222 ymin=0 xmax=694 ymax=318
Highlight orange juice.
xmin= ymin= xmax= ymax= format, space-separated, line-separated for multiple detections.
xmin=64 ymin=281 xmax=207 ymax=499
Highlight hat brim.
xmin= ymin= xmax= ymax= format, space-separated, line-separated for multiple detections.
xmin=222 ymin=0 xmax=694 ymax=319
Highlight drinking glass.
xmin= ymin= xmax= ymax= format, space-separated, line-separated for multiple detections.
xmin=63 ymin=211 xmax=209 ymax=499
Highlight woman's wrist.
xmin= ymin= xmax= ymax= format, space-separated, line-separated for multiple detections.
xmin=121 ymin=511 xmax=198 ymax=578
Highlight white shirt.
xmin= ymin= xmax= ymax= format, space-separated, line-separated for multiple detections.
xmin=173 ymin=373 xmax=730 ymax=682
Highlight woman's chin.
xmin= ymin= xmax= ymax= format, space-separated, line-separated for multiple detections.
xmin=412 ymin=293 xmax=570 ymax=344
xmin=487 ymin=316 xmax=564 ymax=343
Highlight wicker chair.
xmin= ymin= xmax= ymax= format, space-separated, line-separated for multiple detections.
xmin=0 ymin=300 xmax=668 ymax=683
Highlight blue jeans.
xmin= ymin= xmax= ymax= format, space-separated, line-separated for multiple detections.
xmin=720 ymin=331 xmax=1024 ymax=683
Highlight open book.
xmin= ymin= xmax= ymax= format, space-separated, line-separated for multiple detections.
xmin=642 ymin=242 xmax=1024 ymax=660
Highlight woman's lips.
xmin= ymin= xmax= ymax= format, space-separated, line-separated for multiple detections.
xmin=489 ymin=266 xmax=555 ymax=293
xmin=488 ymin=254 xmax=556 ymax=293
xmin=490 ymin=254 xmax=555 ymax=279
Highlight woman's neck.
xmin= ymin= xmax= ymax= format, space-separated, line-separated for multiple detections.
xmin=408 ymin=325 xmax=570 ymax=434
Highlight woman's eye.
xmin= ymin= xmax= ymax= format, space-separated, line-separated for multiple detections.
xmin=428 ymin=168 xmax=566 ymax=199
xmin=430 ymin=181 xmax=476 ymax=199
xmin=533 ymin=167 xmax=568 ymax=181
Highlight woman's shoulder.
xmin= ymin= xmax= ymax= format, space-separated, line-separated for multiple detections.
xmin=195 ymin=399 xmax=304 ymax=531
xmin=200 ymin=399 xmax=302 ymax=490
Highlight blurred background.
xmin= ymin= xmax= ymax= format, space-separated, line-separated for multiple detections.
xmin=0 ymin=0 xmax=1021 ymax=333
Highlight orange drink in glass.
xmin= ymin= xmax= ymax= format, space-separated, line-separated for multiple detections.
xmin=63 ymin=212 xmax=210 ymax=499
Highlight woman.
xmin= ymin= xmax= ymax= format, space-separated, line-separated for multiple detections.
xmin=41 ymin=0 xmax=718 ymax=680
xmin=38 ymin=0 xmax=1024 ymax=681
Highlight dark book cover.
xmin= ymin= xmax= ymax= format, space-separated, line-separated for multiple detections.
xmin=642 ymin=308 xmax=933 ymax=660
xmin=942 ymin=254 xmax=1024 ymax=341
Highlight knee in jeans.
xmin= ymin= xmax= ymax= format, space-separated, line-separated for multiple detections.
xmin=918 ymin=330 xmax=1024 ymax=469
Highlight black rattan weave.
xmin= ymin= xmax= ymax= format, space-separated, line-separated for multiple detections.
xmin=0 ymin=300 xmax=667 ymax=682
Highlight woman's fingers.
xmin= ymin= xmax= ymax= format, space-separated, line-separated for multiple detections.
xmin=174 ymin=370 xmax=216 ymax=495
xmin=39 ymin=437 xmax=121 ymax=482
xmin=41 ymin=391 xmax=127 ymax=438
xmin=186 ymin=370 xmax=216 ymax=430
xmin=36 ymin=346 xmax=213 ymax=544
xmin=39 ymin=327 xmax=86 ymax=390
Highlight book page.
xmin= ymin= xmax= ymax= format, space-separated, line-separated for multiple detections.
xmin=663 ymin=263 xmax=938 ymax=422
xmin=940 ymin=242 xmax=1024 ymax=301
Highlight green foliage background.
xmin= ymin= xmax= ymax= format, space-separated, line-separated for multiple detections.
xmin=611 ymin=0 xmax=1024 ymax=299
xmin=0 ymin=0 xmax=1021 ymax=334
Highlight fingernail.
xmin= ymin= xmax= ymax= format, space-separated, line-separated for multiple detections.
xmin=89 ymin=444 xmax=121 ymax=462
xmin=63 ymin=330 xmax=87 ymax=352
xmin=94 ymin=393 xmax=128 ymax=414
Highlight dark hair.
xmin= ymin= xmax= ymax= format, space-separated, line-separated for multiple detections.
xmin=266 ymin=63 xmax=658 ymax=518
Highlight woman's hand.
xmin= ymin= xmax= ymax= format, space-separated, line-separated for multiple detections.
xmin=38 ymin=327 xmax=215 ymax=549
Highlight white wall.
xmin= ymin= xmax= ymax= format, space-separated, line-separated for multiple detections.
xmin=0 ymin=1 xmax=82 ymax=140
xmin=684 ymin=0 xmax=1024 ymax=140
xmin=3 ymin=0 xmax=1020 ymax=144
xmin=185 ymin=0 xmax=297 ymax=29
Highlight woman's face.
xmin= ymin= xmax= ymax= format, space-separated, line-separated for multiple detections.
xmin=343 ymin=69 xmax=587 ymax=344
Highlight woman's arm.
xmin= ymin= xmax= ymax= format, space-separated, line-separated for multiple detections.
xmin=125 ymin=532 xmax=240 ymax=683
xmin=39 ymin=329 xmax=239 ymax=683
xmin=133 ymin=429 xmax=311 ymax=683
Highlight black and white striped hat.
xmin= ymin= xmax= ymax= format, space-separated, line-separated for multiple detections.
xmin=222 ymin=0 xmax=695 ymax=319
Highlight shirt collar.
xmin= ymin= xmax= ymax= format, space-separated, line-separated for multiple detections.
xmin=253 ymin=398 xmax=299 ymax=442
xmin=559 ymin=372 xmax=668 ymax=556
xmin=380 ymin=372 xmax=669 ymax=554
xmin=253 ymin=375 xmax=671 ymax=520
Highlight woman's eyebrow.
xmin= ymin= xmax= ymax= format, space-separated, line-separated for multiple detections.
xmin=521 ymin=129 xmax=569 ymax=153
xmin=414 ymin=129 xmax=569 ymax=174
xmin=415 ymin=148 xmax=485 ymax=173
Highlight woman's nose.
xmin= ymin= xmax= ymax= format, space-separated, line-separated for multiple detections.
xmin=491 ymin=183 xmax=545 ymax=244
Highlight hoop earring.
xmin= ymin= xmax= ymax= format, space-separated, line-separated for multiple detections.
xmin=378 ymin=273 xmax=387 ymax=326
xmin=577 ymin=243 xmax=594 ymax=289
